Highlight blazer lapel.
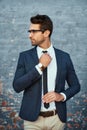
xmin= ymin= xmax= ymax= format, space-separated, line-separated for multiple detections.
xmin=54 ymin=48 xmax=62 ymax=91
xmin=30 ymin=47 xmax=39 ymax=65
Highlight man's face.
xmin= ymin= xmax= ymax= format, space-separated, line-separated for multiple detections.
xmin=28 ymin=23 xmax=45 ymax=46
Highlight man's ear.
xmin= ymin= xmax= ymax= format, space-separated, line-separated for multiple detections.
xmin=44 ymin=30 xmax=50 ymax=37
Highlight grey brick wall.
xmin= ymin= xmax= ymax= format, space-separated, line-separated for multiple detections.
xmin=0 ymin=0 xmax=87 ymax=129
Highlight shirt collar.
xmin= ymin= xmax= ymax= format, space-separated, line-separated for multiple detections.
xmin=37 ymin=44 xmax=53 ymax=54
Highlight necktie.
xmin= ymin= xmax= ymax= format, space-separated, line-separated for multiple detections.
xmin=42 ymin=51 xmax=49 ymax=109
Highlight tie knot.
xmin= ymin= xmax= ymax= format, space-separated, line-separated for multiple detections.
xmin=42 ymin=50 xmax=47 ymax=53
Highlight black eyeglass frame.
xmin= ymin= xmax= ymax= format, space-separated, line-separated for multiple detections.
xmin=28 ymin=29 xmax=45 ymax=33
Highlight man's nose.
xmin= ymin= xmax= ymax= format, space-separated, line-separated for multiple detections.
xmin=29 ymin=32 xmax=33 ymax=39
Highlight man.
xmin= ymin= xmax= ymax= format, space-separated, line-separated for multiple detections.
xmin=13 ymin=14 xmax=80 ymax=130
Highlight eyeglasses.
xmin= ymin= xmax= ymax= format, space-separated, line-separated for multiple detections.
xmin=28 ymin=29 xmax=44 ymax=33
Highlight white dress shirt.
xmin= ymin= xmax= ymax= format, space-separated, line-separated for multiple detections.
xmin=36 ymin=44 xmax=66 ymax=111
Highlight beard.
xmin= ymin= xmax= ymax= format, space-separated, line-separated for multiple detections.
xmin=31 ymin=39 xmax=36 ymax=46
xmin=30 ymin=38 xmax=45 ymax=47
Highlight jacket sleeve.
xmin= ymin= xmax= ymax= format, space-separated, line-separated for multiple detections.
xmin=13 ymin=53 xmax=41 ymax=93
xmin=63 ymin=54 xmax=81 ymax=100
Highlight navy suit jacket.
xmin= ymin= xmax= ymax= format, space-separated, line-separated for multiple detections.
xmin=13 ymin=46 xmax=80 ymax=122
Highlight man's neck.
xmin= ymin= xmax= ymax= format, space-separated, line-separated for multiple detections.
xmin=38 ymin=39 xmax=51 ymax=49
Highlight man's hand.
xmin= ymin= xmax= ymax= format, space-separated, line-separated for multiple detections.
xmin=42 ymin=91 xmax=64 ymax=103
xmin=39 ymin=53 xmax=52 ymax=68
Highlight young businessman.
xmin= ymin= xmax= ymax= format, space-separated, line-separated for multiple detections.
xmin=13 ymin=14 xmax=80 ymax=130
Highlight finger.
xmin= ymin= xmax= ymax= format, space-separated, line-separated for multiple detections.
xmin=42 ymin=92 xmax=55 ymax=103
xmin=43 ymin=92 xmax=54 ymax=99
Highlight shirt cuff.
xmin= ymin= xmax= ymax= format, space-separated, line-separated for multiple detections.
xmin=60 ymin=92 xmax=66 ymax=101
xmin=35 ymin=65 xmax=42 ymax=75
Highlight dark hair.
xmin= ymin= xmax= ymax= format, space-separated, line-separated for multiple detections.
xmin=30 ymin=14 xmax=53 ymax=37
